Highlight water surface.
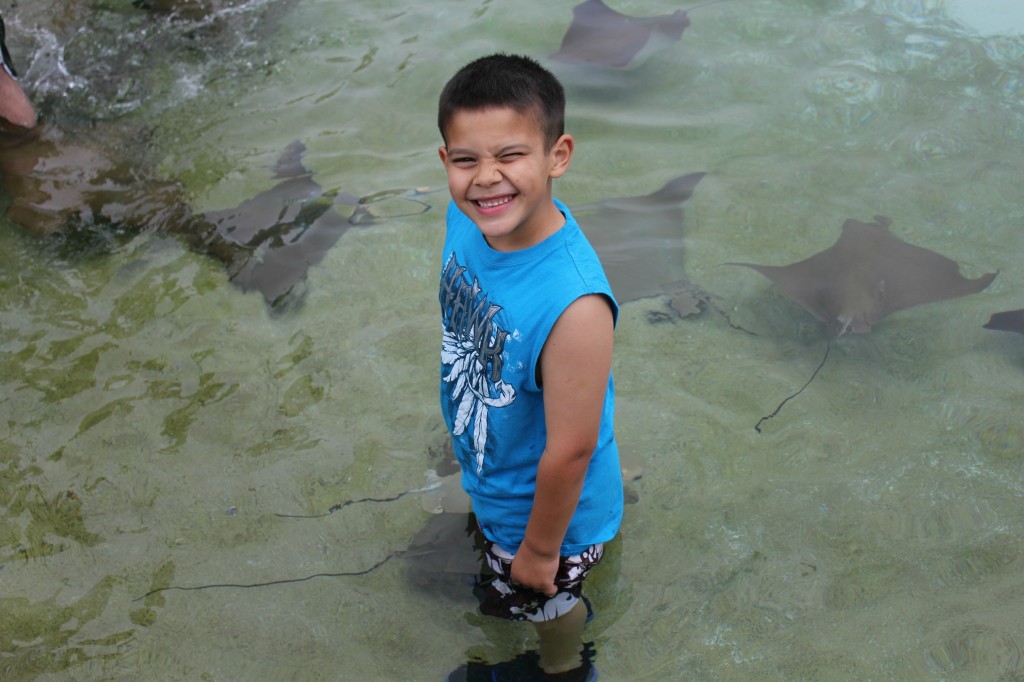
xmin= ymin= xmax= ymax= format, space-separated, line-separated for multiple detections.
xmin=2 ymin=0 xmax=1024 ymax=679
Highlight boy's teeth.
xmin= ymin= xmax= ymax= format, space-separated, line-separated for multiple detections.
xmin=478 ymin=196 xmax=511 ymax=208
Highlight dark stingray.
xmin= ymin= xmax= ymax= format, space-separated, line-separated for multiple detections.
xmin=572 ymin=172 xmax=705 ymax=304
xmin=551 ymin=0 xmax=728 ymax=69
xmin=202 ymin=140 xmax=433 ymax=306
xmin=136 ymin=460 xmax=645 ymax=601
xmin=135 ymin=511 xmax=486 ymax=602
xmin=730 ymin=215 xmax=996 ymax=432
xmin=406 ymin=456 xmax=645 ymax=588
xmin=203 ymin=141 xmax=348 ymax=305
xmin=402 ymin=512 xmax=485 ymax=596
xmin=984 ymin=309 xmax=1024 ymax=334
xmin=730 ymin=215 xmax=997 ymax=338
xmin=2 ymin=128 xmax=427 ymax=308
xmin=2 ymin=6 xmax=432 ymax=309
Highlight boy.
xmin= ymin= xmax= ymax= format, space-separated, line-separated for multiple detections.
xmin=437 ymin=54 xmax=622 ymax=680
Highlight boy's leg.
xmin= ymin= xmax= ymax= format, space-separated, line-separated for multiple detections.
xmin=533 ymin=598 xmax=589 ymax=674
xmin=475 ymin=539 xmax=604 ymax=675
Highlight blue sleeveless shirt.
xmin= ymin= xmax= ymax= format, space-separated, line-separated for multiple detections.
xmin=438 ymin=198 xmax=623 ymax=555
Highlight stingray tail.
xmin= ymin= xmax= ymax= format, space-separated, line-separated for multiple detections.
xmin=754 ymin=339 xmax=832 ymax=433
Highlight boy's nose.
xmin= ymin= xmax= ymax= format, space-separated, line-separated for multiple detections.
xmin=474 ymin=159 xmax=502 ymax=185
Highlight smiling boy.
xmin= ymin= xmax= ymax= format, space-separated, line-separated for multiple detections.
xmin=437 ymin=54 xmax=622 ymax=680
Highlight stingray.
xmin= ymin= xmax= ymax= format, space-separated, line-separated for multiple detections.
xmin=3 ymin=10 xmax=428 ymax=309
xmin=729 ymin=215 xmax=996 ymax=431
xmin=136 ymin=459 xmax=647 ymax=601
xmin=288 ymin=462 xmax=646 ymax=591
xmin=984 ymin=309 xmax=1024 ymax=335
xmin=1 ymin=126 xmax=427 ymax=308
xmin=202 ymin=140 xmax=429 ymax=307
xmin=550 ymin=0 xmax=728 ymax=69
xmin=572 ymin=172 xmax=705 ymax=306
xmin=730 ymin=215 xmax=997 ymax=337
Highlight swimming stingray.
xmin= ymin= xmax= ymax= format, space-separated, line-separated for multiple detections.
xmin=730 ymin=215 xmax=997 ymax=338
xmin=404 ymin=458 xmax=646 ymax=591
xmin=202 ymin=141 xmax=429 ymax=306
xmin=1 ymin=126 xmax=427 ymax=307
xmin=202 ymin=140 xmax=350 ymax=305
xmin=572 ymin=172 xmax=705 ymax=304
xmin=2 ymin=10 xmax=430 ymax=308
xmin=550 ymin=0 xmax=728 ymax=69
xmin=984 ymin=309 xmax=1024 ymax=335
xmin=138 ymin=460 xmax=646 ymax=601
xmin=730 ymin=215 xmax=996 ymax=431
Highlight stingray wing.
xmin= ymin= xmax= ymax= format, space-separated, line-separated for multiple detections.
xmin=984 ymin=309 xmax=1024 ymax=335
xmin=842 ymin=217 xmax=997 ymax=321
xmin=731 ymin=216 xmax=996 ymax=335
xmin=551 ymin=0 xmax=690 ymax=69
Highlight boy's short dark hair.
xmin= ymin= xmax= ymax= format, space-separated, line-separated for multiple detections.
xmin=438 ymin=53 xmax=565 ymax=151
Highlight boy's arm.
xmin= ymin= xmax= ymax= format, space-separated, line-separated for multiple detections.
xmin=510 ymin=293 xmax=614 ymax=596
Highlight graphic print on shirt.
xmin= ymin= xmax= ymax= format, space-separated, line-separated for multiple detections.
xmin=439 ymin=253 xmax=516 ymax=474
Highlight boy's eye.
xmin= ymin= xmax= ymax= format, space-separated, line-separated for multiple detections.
xmin=499 ymin=152 xmax=523 ymax=161
xmin=453 ymin=157 xmax=476 ymax=165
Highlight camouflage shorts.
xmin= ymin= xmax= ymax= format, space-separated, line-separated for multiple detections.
xmin=475 ymin=533 xmax=604 ymax=623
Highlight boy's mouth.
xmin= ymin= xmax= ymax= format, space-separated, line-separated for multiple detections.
xmin=473 ymin=194 xmax=515 ymax=209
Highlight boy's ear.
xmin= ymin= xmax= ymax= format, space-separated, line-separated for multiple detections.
xmin=549 ymin=134 xmax=574 ymax=179
xmin=438 ymin=145 xmax=448 ymax=164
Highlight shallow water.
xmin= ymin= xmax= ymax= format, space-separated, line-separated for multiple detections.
xmin=2 ymin=0 xmax=1024 ymax=680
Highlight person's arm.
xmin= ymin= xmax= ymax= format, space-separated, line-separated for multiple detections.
xmin=510 ymin=293 xmax=614 ymax=596
xmin=0 ymin=16 xmax=38 ymax=131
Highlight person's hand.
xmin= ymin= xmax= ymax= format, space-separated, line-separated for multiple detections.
xmin=510 ymin=542 xmax=559 ymax=597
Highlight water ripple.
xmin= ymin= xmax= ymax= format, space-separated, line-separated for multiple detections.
xmin=924 ymin=626 xmax=1024 ymax=677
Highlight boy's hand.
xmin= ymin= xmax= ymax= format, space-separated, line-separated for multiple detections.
xmin=510 ymin=542 xmax=559 ymax=597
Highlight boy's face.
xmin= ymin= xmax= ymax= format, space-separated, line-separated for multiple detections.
xmin=439 ymin=106 xmax=573 ymax=252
